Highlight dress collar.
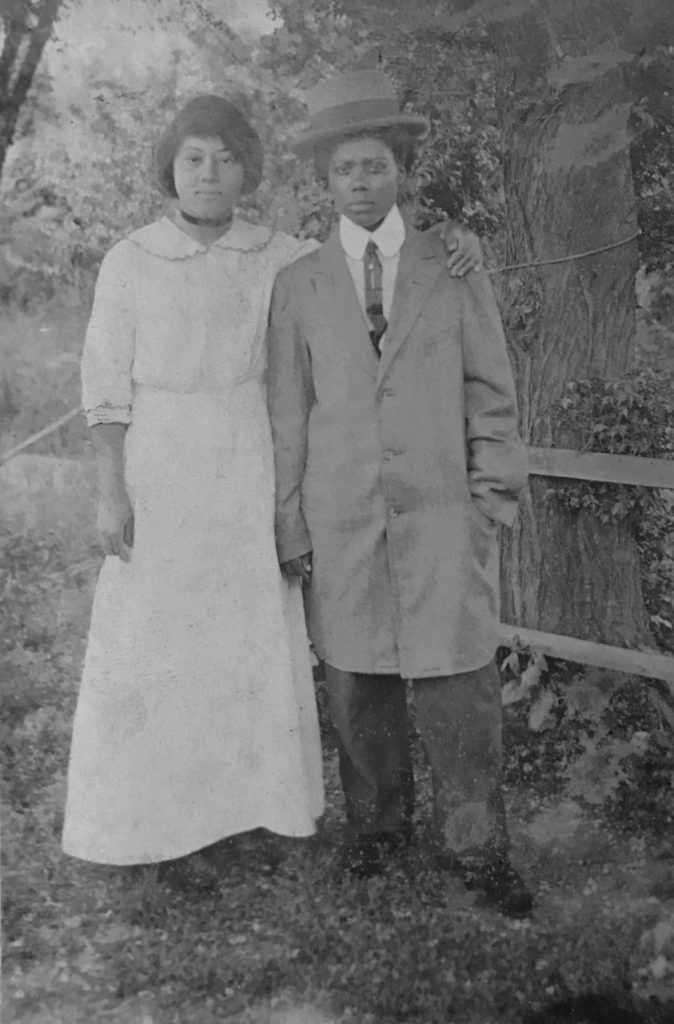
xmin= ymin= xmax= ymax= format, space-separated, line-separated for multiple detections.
xmin=339 ymin=205 xmax=406 ymax=261
xmin=127 ymin=215 xmax=274 ymax=260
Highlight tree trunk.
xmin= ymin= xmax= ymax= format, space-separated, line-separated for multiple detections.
xmin=0 ymin=0 xmax=62 ymax=180
xmin=489 ymin=2 xmax=651 ymax=647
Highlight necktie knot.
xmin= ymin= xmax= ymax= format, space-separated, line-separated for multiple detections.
xmin=365 ymin=238 xmax=380 ymax=260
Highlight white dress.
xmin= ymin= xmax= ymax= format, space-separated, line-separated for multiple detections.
xmin=62 ymin=217 xmax=324 ymax=865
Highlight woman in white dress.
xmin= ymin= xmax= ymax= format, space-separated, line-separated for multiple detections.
xmin=62 ymin=96 xmax=327 ymax=887
xmin=62 ymin=94 xmax=481 ymax=888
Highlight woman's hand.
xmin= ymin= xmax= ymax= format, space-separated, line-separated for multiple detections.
xmin=97 ymin=486 xmax=134 ymax=562
xmin=439 ymin=221 xmax=483 ymax=277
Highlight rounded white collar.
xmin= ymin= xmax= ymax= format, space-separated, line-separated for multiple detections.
xmin=126 ymin=215 xmax=275 ymax=260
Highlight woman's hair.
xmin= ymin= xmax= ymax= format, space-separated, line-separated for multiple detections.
xmin=312 ymin=127 xmax=419 ymax=182
xmin=154 ymin=94 xmax=264 ymax=197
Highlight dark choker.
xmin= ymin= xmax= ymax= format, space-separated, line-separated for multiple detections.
xmin=179 ymin=209 xmax=232 ymax=228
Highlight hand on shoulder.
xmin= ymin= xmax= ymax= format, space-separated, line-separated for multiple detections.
xmin=426 ymin=220 xmax=483 ymax=277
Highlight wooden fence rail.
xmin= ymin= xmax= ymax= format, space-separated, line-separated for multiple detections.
xmin=499 ymin=625 xmax=674 ymax=684
xmin=527 ymin=447 xmax=674 ymax=490
xmin=501 ymin=446 xmax=674 ymax=682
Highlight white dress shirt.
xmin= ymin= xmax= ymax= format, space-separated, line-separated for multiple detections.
xmin=339 ymin=205 xmax=406 ymax=338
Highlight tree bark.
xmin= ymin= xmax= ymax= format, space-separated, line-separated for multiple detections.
xmin=0 ymin=0 xmax=62 ymax=180
xmin=488 ymin=0 xmax=651 ymax=646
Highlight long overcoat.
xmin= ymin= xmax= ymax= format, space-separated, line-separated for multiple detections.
xmin=266 ymin=225 xmax=528 ymax=678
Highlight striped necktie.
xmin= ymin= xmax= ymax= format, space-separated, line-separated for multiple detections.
xmin=364 ymin=239 xmax=387 ymax=355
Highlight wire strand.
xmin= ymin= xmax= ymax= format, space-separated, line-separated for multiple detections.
xmin=487 ymin=232 xmax=639 ymax=276
xmin=0 ymin=408 xmax=82 ymax=466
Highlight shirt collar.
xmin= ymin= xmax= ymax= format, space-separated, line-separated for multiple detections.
xmin=339 ymin=205 xmax=406 ymax=261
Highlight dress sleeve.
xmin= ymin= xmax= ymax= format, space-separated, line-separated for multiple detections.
xmin=81 ymin=241 xmax=136 ymax=427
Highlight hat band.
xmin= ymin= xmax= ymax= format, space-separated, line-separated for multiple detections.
xmin=309 ymin=97 xmax=402 ymax=134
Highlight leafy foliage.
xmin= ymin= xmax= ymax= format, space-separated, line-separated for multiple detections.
xmin=0 ymin=0 xmax=359 ymax=303
xmin=0 ymin=0 xmax=507 ymax=305
xmin=638 ymin=494 xmax=674 ymax=652
xmin=631 ymin=44 xmax=674 ymax=273
xmin=384 ymin=27 xmax=503 ymax=236
xmin=551 ymin=367 xmax=673 ymax=523
xmin=550 ymin=367 xmax=673 ymax=525
xmin=633 ymin=910 xmax=674 ymax=1006
xmin=501 ymin=646 xmax=674 ymax=829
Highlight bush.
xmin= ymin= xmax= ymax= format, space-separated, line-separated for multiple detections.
xmin=500 ymin=646 xmax=674 ymax=832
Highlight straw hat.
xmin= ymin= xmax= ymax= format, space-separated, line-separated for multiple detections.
xmin=292 ymin=70 xmax=429 ymax=157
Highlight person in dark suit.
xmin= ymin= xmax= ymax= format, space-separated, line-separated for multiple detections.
xmin=266 ymin=70 xmax=533 ymax=917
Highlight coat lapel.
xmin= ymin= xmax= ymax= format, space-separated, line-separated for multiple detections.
xmin=312 ymin=230 xmax=379 ymax=379
xmin=378 ymin=228 xmax=442 ymax=383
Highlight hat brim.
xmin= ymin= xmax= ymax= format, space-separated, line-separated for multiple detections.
xmin=292 ymin=114 xmax=429 ymax=157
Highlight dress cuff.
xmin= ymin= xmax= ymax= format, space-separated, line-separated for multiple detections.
xmin=85 ymin=405 xmax=132 ymax=427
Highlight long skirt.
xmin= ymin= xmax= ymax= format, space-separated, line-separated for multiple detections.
xmin=62 ymin=381 xmax=324 ymax=864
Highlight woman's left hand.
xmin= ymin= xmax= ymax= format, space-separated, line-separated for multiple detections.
xmin=440 ymin=221 xmax=483 ymax=277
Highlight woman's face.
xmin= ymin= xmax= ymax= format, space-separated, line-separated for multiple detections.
xmin=173 ymin=135 xmax=244 ymax=220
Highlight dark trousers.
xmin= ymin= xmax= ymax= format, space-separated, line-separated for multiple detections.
xmin=324 ymin=660 xmax=509 ymax=865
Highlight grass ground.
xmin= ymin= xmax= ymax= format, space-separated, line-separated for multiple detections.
xmin=2 ymin=544 xmax=674 ymax=1024
xmin=2 ymin=304 xmax=674 ymax=1023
